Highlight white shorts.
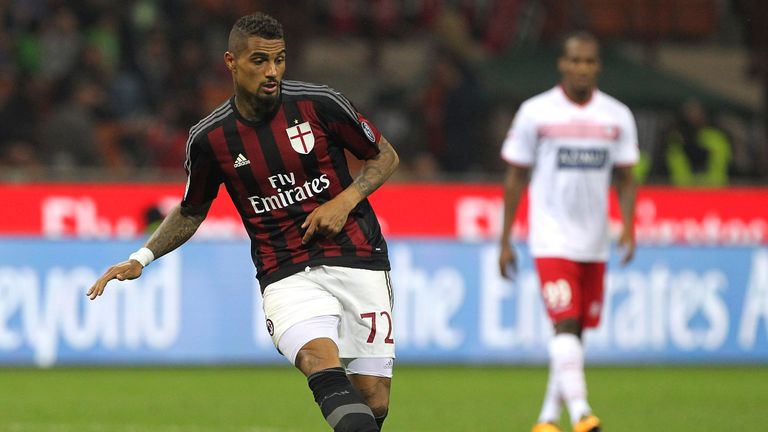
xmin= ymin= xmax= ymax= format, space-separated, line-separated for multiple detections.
xmin=262 ymin=265 xmax=396 ymax=360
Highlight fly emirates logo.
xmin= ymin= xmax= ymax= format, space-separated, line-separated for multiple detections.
xmin=248 ymin=172 xmax=330 ymax=214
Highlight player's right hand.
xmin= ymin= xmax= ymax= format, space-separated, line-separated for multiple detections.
xmin=87 ymin=260 xmax=144 ymax=300
xmin=499 ymin=244 xmax=518 ymax=280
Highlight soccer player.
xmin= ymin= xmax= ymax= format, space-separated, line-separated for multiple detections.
xmin=498 ymin=31 xmax=638 ymax=432
xmin=88 ymin=12 xmax=399 ymax=432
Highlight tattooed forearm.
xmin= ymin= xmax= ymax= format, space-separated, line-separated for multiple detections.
xmin=353 ymin=136 xmax=399 ymax=198
xmin=144 ymin=202 xmax=210 ymax=259
xmin=354 ymin=166 xmax=385 ymax=197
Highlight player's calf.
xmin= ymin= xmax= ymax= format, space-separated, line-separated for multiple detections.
xmin=308 ymin=367 xmax=379 ymax=432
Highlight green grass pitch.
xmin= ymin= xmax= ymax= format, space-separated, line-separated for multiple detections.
xmin=1 ymin=365 xmax=766 ymax=431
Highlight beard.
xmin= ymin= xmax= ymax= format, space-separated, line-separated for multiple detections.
xmin=255 ymin=89 xmax=280 ymax=109
xmin=236 ymin=82 xmax=280 ymax=115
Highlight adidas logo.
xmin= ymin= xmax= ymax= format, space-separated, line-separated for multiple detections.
xmin=234 ymin=153 xmax=250 ymax=168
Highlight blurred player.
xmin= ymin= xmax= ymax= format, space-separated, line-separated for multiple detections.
xmin=89 ymin=12 xmax=399 ymax=432
xmin=498 ymin=31 xmax=638 ymax=432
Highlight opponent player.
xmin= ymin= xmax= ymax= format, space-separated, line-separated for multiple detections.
xmin=89 ymin=12 xmax=399 ymax=432
xmin=498 ymin=31 xmax=638 ymax=432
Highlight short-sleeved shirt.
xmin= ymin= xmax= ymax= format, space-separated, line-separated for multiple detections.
xmin=501 ymin=86 xmax=639 ymax=261
xmin=182 ymin=80 xmax=390 ymax=288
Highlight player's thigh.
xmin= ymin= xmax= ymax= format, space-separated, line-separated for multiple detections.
xmin=535 ymin=257 xmax=583 ymax=323
xmin=580 ymin=261 xmax=606 ymax=328
xmin=322 ymin=266 xmax=396 ymax=359
xmin=279 ymin=315 xmax=342 ymax=369
xmin=262 ymin=272 xmax=342 ymax=352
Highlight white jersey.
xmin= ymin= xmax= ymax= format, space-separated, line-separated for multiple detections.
xmin=501 ymin=86 xmax=639 ymax=261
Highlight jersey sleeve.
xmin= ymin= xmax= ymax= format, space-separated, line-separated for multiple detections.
xmin=500 ymin=101 xmax=537 ymax=166
xmin=315 ymin=89 xmax=382 ymax=160
xmin=181 ymin=132 xmax=222 ymax=209
xmin=613 ymin=105 xmax=640 ymax=167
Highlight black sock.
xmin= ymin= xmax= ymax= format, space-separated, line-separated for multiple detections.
xmin=307 ymin=367 xmax=379 ymax=432
xmin=375 ymin=412 xmax=387 ymax=430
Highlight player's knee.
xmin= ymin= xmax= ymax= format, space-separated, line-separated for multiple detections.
xmin=295 ymin=339 xmax=340 ymax=376
xmin=555 ymin=318 xmax=583 ymax=337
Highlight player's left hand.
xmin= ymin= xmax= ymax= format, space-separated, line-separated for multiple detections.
xmin=618 ymin=228 xmax=635 ymax=265
xmin=301 ymin=199 xmax=353 ymax=244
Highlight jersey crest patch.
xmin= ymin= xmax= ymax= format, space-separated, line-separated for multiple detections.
xmin=361 ymin=120 xmax=376 ymax=142
xmin=286 ymin=121 xmax=315 ymax=154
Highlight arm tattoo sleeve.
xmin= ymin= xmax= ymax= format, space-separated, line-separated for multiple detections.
xmin=144 ymin=202 xmax=210 ymax=260
xmin=353 ymin=137 xmax=399 ymax=198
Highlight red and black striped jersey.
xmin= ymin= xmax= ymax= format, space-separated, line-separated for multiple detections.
xmin=181 ymin=80 xmax=390 ymax=288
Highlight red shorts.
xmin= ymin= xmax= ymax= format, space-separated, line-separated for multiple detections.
xmin=534 ymin=258 xmax=606 ymax=328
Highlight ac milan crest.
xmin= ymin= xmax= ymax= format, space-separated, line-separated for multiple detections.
xmin=286 ymin=121 xmax=315 ymax=154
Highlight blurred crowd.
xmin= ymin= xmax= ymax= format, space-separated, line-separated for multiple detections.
xmin=0 ymin=0 xmax=765 ymax=184
xmin=0 ymin=0 xmax=245 ymax=179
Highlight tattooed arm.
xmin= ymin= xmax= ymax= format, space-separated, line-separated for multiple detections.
xmin=350 ymin=136 xmax=400 ymax=199
xmin=301 ymin=136 xmax=399 ymax=243
xmin=145 ymin=201 xmax=212 ymax=259
xmin=88 ymin=200 xmax=212 ymax=299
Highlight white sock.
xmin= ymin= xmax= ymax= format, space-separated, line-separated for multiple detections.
xmin=550 ymin=333 xmax=591 ymax=425
xmin=537 ymin=359 xmax=562 ymax=424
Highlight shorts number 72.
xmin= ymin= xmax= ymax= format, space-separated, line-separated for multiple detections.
xmin=360 ymin=311 xmax=395 ymax=344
